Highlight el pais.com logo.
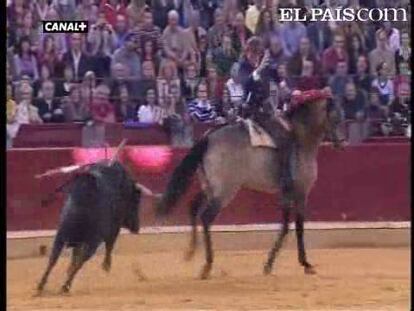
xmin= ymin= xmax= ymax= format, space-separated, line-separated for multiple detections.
xmin=279 ymin=7 xmax=408 ymax=22
xmin=42 ymin=21 xmax=89 ymax=33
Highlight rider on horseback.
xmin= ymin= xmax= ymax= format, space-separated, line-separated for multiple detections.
xmin=239 ymin=36 xmax=334 ymax=199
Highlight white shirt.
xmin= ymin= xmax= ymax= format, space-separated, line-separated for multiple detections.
xmin=226 ymin=79 xmax=244 ymax=105
xmin=137 ymin=105 xmax=155 ymax=123
xmin=72 ymin=50 xmax=81 ymax=78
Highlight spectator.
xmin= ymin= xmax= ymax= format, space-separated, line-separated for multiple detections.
xmin=288 ymin=36 xmax=320 ymax=77
xmin=225 ymin=62 xmax=244 ymax=110
xmin=62 ymin=33 xmax=92 ymax=81
xmin=38 ymin=8 xmax=68 ymax=56
xmin=395 ymin=31 xmax=411 ymax=73
xmin=89 ymin=83 xmax=116 ymax=123
xmin=369 ymin=30 xmax=396 ymax=76
xmin=279 ymin=21 xmax=307 ymax=58
xmin=207 ymin=8 xmax=229 ymax=50
xmin=52 ymin=0 xmax=77 ymax=21
xmin=141 ymin=39 xmax=161 ymax=71
xmin=137 ymin=60 xmax=157 ymax=99
xmin=134 ymin=9 xmax=162 ymax=54
xmin=347 ymin=34 xmax=366 ymax=75
xmin=10 ymin=82 xmax=43 ymax=139
xmin=7 ymin=0 xmax=29 ymax=29
xmin=126 ymin=0 xmax=147 ymax=28
xmin=112 ymin=32 xmax=141 ymax=79
xmin=277 ymin=62 xmax=294 ymax=90
xmin=341 ymin=21 xmax=366 ymax=54
xmin=339 ymin=81 xmax=367 ymax=121
xmin=198 ymin=0 xmax=219 ymax=30
xmin=222 ymin=0 xmax=240 ymax=24
xmin=157 ymin=59 xmax=181 ymax=107
xmin=113 ymin=14 xmax=129 ymax=49
xmin=87 ymin=12 xmax=117 ymax=57
xmin=198 ymin=33 xmax=209 ymax=77
xmin=15 ymin=11 xmax=39 ymax=44
xmin=322 ymin=34 xmax=349 ymax=75
xmin=295 ymin=60 xmax=325 ymax=91
xmin=100 ymin=0 xmax=127 ymax=27
xmin=371 ymin=62 xmax=394 ymax=106
xmin=212 ymin=33 xmax=238 ymax=78
xmin=76 ymin=0 xmax=99 ymax=24
xmin=367 ymin=88 xmax=388 ymax=122
xmin=307 ymin=20 xmax=333 ymax=54
xmin=329 ymin=60 xmax=350 ymax=99
xmin=394 ymin=61 xmax=410 ymax=101
xmin=38 ymin=35 xmax=59 ymax=77
xmin=206 ymin=65 xmax=223 ymax=103
xmin=34 ymin=80 xmax=65 ymax=123
xmin=230 ymin=11 xmax=253 ymax=55
xmin=255 ymin=9 xmax=278 ymax=48
xmin=62 ymin=84 xmax=89 ymax=122
xmin=80 ymin=71 xmax=96 ymax=106
xmin=115 ymin=83 xmax=137 ymax=121
xmin=266 ymin=36 xmax=288 ymax=81
xmin=187 ymin=80 xmax=220 ymax=123
xmin=353 ymin=55 xmax=372 ymax=96
xmin=33 ymin=63 xmax=52 ymax=97
xmin=377 ymin=21 xmax=401 ymax=53
xmin=137 ymin=88 xmax=163 ymax=124
xmin=55 ymin=65 xmax=75 ymax=99
xmin=161 ymin=10 xmax=192 ymax=69
xmin=245 ymin=0 xmax=263 ymax=34
xmin=13 ymin=36 xmax=39 ymax=80
xmin=181 ymin=62 xmax=202 ymax=102
xmin=183 ymin=10 xmax=207 ymax=52
xmin=152 ymin=0 xmax=175 ymax=30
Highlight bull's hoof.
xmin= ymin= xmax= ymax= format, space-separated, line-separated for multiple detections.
xmin=263 ymin=263 xmax=273 ymax=275
xmin=102 ymin=260 xmax=111 ymax=272
xmin=199 ymin=264 xmax=211 ymax=280
xmin=304 ymin=265 xmax=316 ymax=275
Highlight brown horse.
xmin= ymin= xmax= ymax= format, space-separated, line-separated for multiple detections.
xmin=157 ymin=98 xmax=345 ymax=279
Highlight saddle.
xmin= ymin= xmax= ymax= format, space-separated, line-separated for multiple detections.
xmin=241 ymin=119 xmax=277 ymax=149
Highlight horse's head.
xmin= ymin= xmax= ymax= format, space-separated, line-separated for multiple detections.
xmin=290 ymin=95 xmax=346 ymax=150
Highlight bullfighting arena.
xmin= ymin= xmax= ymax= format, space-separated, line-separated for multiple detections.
xmin=7 ymin=226 xmax=410 ymax=310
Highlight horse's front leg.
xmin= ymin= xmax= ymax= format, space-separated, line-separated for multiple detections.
xmin=264 ymin=205 xmax=290 ymax=275
xmin=295 ymin=199 xmax=316 ymax=275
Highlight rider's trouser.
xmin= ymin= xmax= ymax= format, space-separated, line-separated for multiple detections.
xmin=254 ymin=113 xmax=295 ymax=198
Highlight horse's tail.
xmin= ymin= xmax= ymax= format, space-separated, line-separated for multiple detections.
xmin=157 ymin=136 xmax=209 ymax=216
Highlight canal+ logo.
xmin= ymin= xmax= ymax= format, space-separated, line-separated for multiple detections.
xmin=43 ymin=21 xmax=89 ymax=33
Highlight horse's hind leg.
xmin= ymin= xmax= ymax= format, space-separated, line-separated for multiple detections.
xmin=36 ymin=234 xmax=65 ymax=294
xmin=199 ymin=197 xmax=221 ymax=280
xmin=61 ymin=241 xmax=99 ymax=293
xmin=264 ymin=205 xmax=291 ymax=275
xmin=185 ymin=191 xmax=207 ymax=261
xmin=102 ymin=227 xmax=121 ymax=272
xmin=295 ymin=199 xmax=315 ymax=275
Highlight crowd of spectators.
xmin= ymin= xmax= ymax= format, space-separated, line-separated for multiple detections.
xmin=6 ymin=0 xmax=412 ymax=146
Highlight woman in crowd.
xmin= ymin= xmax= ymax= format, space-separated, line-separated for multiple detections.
xmin=62 ymin=84 xmax=90 ymax=122
xmin=212 ymin=33 xmax=239 ymax=79
xmin=156 ymin=59 xmax=181 ymax=107
xmin=15 ymin=11 xmax=39 ymax=44
xmin=137 ymin=88 xmax=162 ymax=124
xmin=181 ymin=62 xmax=201 ymax=102
xmin=38 ymin=35 xmax=60 ymax=76
xmin=346 ymin=34 xmax=367 ymax=75
xmin=287 ymin=36 xmax=320 ymax=77
xmin=295 ymin=60 xmax=325 ymax=91
xmin=353 ymin=55 xmax=372 ymax=96
xmin=230 ymin=11 xmax=252 ymax=55
xmin=13 ymin=36 xmax=39 ymax=80
xmin=254 ymin=9 xmax=279 ymax=48
xmin=371 ymin=62 xmax=394 ymax=107
xmin=33 ymin=63 xmax=52 ymax=98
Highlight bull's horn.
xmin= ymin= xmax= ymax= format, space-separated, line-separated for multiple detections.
xmin=135 ymin=182 xmax=155 ymax=196
xmin=35 ymin=164 xmax=81 ymax=179
xmin=109 ymin=139 xmax=128 ymax=165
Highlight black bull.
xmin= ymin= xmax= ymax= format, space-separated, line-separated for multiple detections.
xmin=37 ymin=161 xmax=141 ymax=294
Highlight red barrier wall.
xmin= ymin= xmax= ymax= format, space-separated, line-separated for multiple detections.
xmin=7 ymin=143 xmax=410 ymax=231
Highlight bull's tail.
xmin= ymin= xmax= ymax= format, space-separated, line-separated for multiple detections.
xmin=157 ymin=137 xmax=209 ymax=216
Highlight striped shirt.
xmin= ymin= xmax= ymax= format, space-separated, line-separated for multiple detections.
xmin=187 ymin=100 xmax=217 ymax=123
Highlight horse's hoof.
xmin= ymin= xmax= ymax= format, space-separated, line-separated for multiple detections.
xmin=304 ymin=265 xmax=316 ymax=275
xmin=263 ymin=263 xmax=272 ymax=275
xmin=184 ymin=249 xmax=195 ymax=261
xmin=199 ymin=265 xmax=211 ymax=280
xmin=60 ymin=285 xmax=71 ymax=294
xmin=102 ymin=261 xmax=111 ymax=272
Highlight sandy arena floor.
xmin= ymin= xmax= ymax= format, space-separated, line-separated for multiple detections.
xmin=7 ymin=235 xmax=410 ymax=311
